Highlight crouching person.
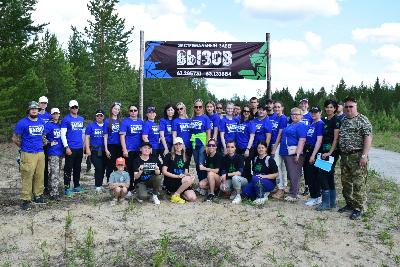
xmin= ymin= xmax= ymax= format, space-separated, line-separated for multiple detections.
xmin=133 ymin=142 xmax=162 ymax=205
xmin=219 ymin=141 xmax=248 ymax=204
xmin=162 ymin=137 xmax=197 ymax=204
xmin=242 ymin=141 xmax=279 ymax=205
xmin=109 ymin=157 xmax=130 ymax=205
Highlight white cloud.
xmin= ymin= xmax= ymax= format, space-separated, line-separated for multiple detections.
xmin=372 ymin=44 xmax=400 ymax=61
xmin=147 ymin=0 xmax=187 ymax=16
xmin=271 ymin=39 xmax=309 ymax=59
xmin=325 ymin=43 xmax=357 ymax=63
xmin=240 ymin=0 xmax=340 ymax=20
xmin=305 ymin=32 xmax=321 ymax=49
xmin=352 ymin=23 xmax=400 ymax=43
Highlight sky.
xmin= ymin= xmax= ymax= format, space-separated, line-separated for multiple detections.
xmin=32 ymin=0 xmax=400 ymax=99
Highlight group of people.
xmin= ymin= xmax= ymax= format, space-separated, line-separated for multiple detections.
xmin=12 ymin=95 xmax=372 ymax=220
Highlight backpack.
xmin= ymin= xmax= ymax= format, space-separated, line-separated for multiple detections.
xmin=252 ymin=155 xmax=270 ymax=175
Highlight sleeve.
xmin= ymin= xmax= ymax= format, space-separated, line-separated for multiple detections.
xmin=334 ymin=116 xmax=341 ymax=129
xmin=205 ymin=116 xmax=211 ymax=130
xmin=85 ymin=123 xmax=92 ymax=135
xmin=268 ymin=158 xmax=279 ymax=174
xmin=213 ymin=115 xmax=220 ymax=129
xmin=103 ymin=119 xmax=109 ymax=135
xmin=44 ymin=123 xmax=50 ymax=136
xmin=156 ymin=158 xmax=162 ymax=169
xmin=264 ymin=118 xmax=272 ymax=133
xmin=219 ymin=118 xmax=226 ymax=132
xmin=297 ymin=124 xmax=308 ymax=138
xmin=163 ymin=153 xmax=172 ymax=167
xmin=361 ymin=116 xmax=372 ymax=136
xmin=119 ymin=119 xmax=127 ymax=134
xmin=316 ymin=121 xmax=324 ymax=136
xmin=60 ymin=117 xmax=68 ymax=147
xmin=14 ymin=120 xmax=23 ymax=135
xmin=159 ymin=119 xmax=166 ymax=132
xmin=279 ymin=116 xmax=288 ymax=129
xmin=123 ymin=171 xmax=131 ymax=183
xmin=171 ymin=119 xmax=178 ymax=131
xmin=249 ymin=121 xmax=256 ymax=134
xmin=108 ymin=172 xmax=116 ymax=184
xmin=142 ymin=122 xmax=150 ymax=135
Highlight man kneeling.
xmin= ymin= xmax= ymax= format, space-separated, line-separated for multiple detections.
xmin=109 ymin=157 xmax=130 ymax=205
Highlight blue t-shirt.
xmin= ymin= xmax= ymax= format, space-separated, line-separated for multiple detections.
xmin=190 ymin=115 xmax=211 ymax=148
xmin=288 ymin=112 xmax=313 ymax=126
xmin=119 ymin=118 xmax=143 ymax=152
xmin=253 ymin=117 xmax=272 ymax=147
xmin=14 ymin=117 xmax=45 ymax=153
xmin=236 ymin=120 xmax=256 ymax=150
xmin=172 ymin=117 xmax=192 ymax=149
xmin=208 ymin=113 xmax=220 ymax=132
xmin=306 ymin=120 xmax=325 ymax=146
xmin=270 ymin=114 xmax=288 ymax=146
xmin=38 ymin=111 xmax=51 ymax=124
xmin=279 ymin=122 xmax=308 ymax=156
xmin=219 ymin=116 xmax=238 ymax=143
xmin=61 ymin=114 xmax=85 ymax=149
xmin=142 ymin=120 xmax=160 ymax=150
xmin=103 ymin=118 xmax=121 ymax=145
xmin=85 ymin=122 xmax=104 ymax=150
xmin=159 ymin=118 xmax=173 ymax=148
xmin=44 ymin=121 xmax=63 ymax=156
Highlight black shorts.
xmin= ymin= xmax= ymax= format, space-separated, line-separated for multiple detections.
xmin=163 ymin=177 xmax=192 ymax=194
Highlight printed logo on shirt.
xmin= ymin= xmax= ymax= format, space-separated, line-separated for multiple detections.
xmin=28 ymin=125 xmax=44 ymax=136
xmin=271 ymin=121 xmax=279 ymax=131
xmin=130 ymin=124 xmax=142 ymax=133
xmin=254 ymin=163 xmax=262 ymax=172
xmin=152 ymin=125 xmax=159 ymax=134
xmin=307 ymin=127 xmax=315 ymax=137
xmin=177 ymin=159 xmax=185 ymax=168
xmin=226 ymin=123 xmax=237 ymax=133
xmin=166 ymin=125 xmax=172 ymax=133
xmin=53 ymin=129 xmax=61 ymax=138
xmin=301 ymin=119 xmax=310 ymax=126
xmin=94 ymin=129 xmax=103 ymax=137
xmin=179 ymin=122 xmax=190 ymax=132
xmin=71 ymin=121 xmax=84 ymax=131
xmin=210 ymin=121 xmax=214 ymax=129
xmin=237 ymin=124 xmax=246 ymax=133
xmin=112 ymin=123 xmax=120 ymax=133
xmin=255 ymin=123 xmax=263 ymax=131
xmin=191 ymin=120 xmax=203 ymax=130
xmin=228 ymin=163 xmax=236 ymax=173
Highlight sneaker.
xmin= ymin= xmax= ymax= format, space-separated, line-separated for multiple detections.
xmin=305 ymin=197 xmax=321 ymax=206
xmin=284 ymin=195 xmax=298 ymax=202
xmin=195 ymin=188 xmax=207 ymax=196
xmin=338 ymin=204 xmax=353 ymax=213
xmin=125 ymin=191 xmax=132 ymax=199
xmin=170 ymin=194 xmax=186 ymax=204
xmin=232 ymin=194 xmax=242 ymax=204
xmin=206 ymin=193 xmax=215 ymax=202
xmin=253 ymin=197 xmax=267 ymax=205
xmin=33 ymin=196 xmax=47 ymax=205
xmin=65 ymin=188 xmax=73 ymax=198
xmin=110 ymin=198 xmax=118 ymax=206
xmin=136 ymin=197 xmax=143 ymax=203
xmin=21 ymin=200 xmax=32 ymax=211
xmin=152 ymin=194 xmax=161 ymax=205
xmin=302 ymin=186 xmax=309 ymax=196
xmin=350 ymin=209 xmax=362 ymax=220
xmin=229 ymin=191 xmax=237 ymax=200
xmin=95 ymin=186 xmax=104 ymax=193
xmin=272 ymin=189 xmax=284 ymax=200
xmin=73 ymin=186 xmax=84 ymax=193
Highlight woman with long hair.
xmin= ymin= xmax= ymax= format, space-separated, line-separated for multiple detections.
xmin=162 ymin=137 xmax=197 ymax=204
xmin=219 ymin=102 xmax=239 ymax=155
xmin=172 ymin=102 xmax=192 ymax=164
xmin=160 ymin=104 xmax=176 ymax=156
xmin=235 ymin=106 xmax=255 ymax=179
xmin=205 ymin=101 xmax=220 ymax=142
xmin=104 ymin=102 xmax=122 ymax=182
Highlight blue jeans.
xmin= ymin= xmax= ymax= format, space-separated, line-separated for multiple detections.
xmin=242 ymin=175 xmax=276 ymax=199
xmin=193 ymin=145 xmax=206 ymax=180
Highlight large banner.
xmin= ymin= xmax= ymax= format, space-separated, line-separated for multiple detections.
xmin=144 ymin=41 xmax=267 ymax=80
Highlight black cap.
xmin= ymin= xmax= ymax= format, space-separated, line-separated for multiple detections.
xmin=310 ymin=106 xmax=321 ymax=113
xmin=95 ymin=109 xmax=105 ymax=115
xmin=140 ymin=142 xmax=152 ymax=148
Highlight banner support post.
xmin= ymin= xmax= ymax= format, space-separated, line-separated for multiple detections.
xmin=266 ymin=33 xmax=271 ymax=99
xmin=139 ymin=30 xmax=144 ymax=120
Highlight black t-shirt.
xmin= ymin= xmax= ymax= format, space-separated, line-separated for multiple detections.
xmin=221 ymin=154 xmax=244 ymax=178
xmin=133 ymin=156 xmax=161 ymax=181
xmin=321 ymin=116 xmax=341 ymax=152
xmin=163 ymin=153 xmax=189 ymax=176
xmin=205 ymin=152 xmax=223 ymax=170
xmin=252 ymin=156 xmax=278 ymax=176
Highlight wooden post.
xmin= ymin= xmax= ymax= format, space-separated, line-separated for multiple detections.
xmin=139 ymin=30 xmax=144 ymax=120
xmin=266 ymin=33 xmax=271 ymax=99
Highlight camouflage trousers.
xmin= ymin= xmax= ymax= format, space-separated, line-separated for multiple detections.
xmin=340 ymin=153 xmax=368 ymax=211
xmin=48 ymin=156 xmax=63 ymax=197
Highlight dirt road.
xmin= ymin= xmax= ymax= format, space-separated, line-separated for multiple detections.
xmin=369 ymin=147 xmax=400 ymax=183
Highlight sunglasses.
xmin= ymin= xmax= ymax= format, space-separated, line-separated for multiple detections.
xmin=130 ymin=109 xmax=138 ymax=112
xmin=344 ymin=105 xmax=354 ymax=108
xmin=207 ymin=144 xmax=216 ymax=147
xmin=243 ymin=110 xmax=250 ymax=113
xmin=70 ymin=106 xmax=79 ymax=109
xmin=177 ymin=107 xmax=184 ymax=110
xmin=216 ymin=107 xmax=223 ymax=109
xmin=96 ymin=114 xmax=104 ymax=117
xmin=194 ymin=106 xmax=203 ymax=109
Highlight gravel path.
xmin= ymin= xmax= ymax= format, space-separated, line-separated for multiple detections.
xmin=369 ymin=147 xmax=400 ymax=183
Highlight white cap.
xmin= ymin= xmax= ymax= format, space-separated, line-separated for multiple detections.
xmin=173 ymin=137 xmax=184 ymax=145
xmin=69 ymin=100 xmax=79 ymax=107
xmin=39 ymin=96 xmax=48 ymax=103
xmin=50 ymin=108 xmax=60 ymax=114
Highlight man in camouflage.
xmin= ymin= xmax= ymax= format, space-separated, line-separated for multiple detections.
xmin=338 ymin=97 xmax=372 ymax=220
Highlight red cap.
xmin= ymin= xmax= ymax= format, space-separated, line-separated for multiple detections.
xmin=116 ymin=157 xmax=125 ymax=166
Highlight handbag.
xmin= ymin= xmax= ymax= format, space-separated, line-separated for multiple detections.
xmin=286 ymin=137 xmax=297 ymax=156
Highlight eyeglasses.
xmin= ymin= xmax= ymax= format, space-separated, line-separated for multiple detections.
xmin=291 ymin=113 xmax=301 ymax=116
xmin=130 ymin=109 xmax=138 ymax=112
xmin=207 ymin=144 xmax=216 ymax=147
xmin=243 ymin=110 xmax=250 ymax=113
xmin=177 ymin=107 xmax=184 ymax=110
xmin=194 ymin=106 xmax=203 ymax=109
xmin=344 ymin=105 xmax=354 ymax=109
xmin=71 ymin=106 xmax=79 ymax=109
xmin=216 ymin=107 xmax=223 ymax=109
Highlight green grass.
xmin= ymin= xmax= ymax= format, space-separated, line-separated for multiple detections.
xmin=372 ymin=131 xmax=400 ymax=152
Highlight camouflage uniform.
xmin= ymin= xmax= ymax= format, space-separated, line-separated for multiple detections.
xmin=48 ymin=156 xmax=63 ymax=197
xmin=339 ymin=114 xmax=372 ymax=211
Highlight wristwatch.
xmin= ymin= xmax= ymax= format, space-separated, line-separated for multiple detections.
xmin=361 ymin=154 xmax=367 ymax=159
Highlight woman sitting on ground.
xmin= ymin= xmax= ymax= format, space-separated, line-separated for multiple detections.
xmin=162 ymin=137 xmax=197 ymax=204
xmin=242 ymin=141 xmax=279 ymax=205
xmin=198 ymin=138 xmax=223 ymax=200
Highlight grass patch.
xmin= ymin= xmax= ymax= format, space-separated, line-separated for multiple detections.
xmin=372 ymin=131 xmax=400 ymax=152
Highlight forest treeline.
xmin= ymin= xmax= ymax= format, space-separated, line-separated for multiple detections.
xmin=1 ymin=0 xmax=399 ymax=141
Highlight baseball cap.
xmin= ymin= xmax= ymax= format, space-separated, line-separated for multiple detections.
xmin=310 ymin=106 xmax=321 ymax=113
xmin=69 ymin=100 xmax=79 ymax=108
xmin=140 ymin=142 xmax=152 ymax=148
xmin=95 ymin=109 xmax=105 ymax=116
xmin=28 ymin=101 xmax=39 ymax=110
xmin=173 ymin=137 xmax=184 ymax=145
xmin=146 ymin=106 xmax=156 ymax=113
xmin=38 ymin=96 xmax=48 ymax=103
xmin=50 ymin=108 xmax=60 ymax=114
xmin=115 ymin=157 xmax=125 ymax=166
xmin=299 ymin=98 xmax=308 ymax=104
